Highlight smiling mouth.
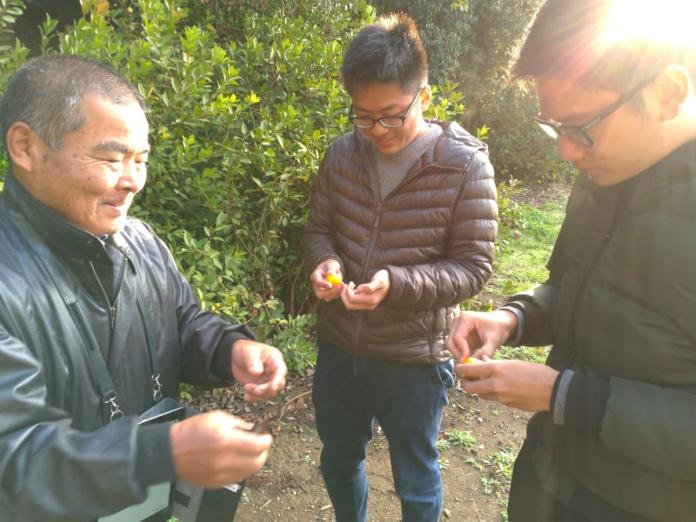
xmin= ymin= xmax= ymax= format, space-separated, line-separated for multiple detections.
xmin=103 ymin=200 xmax=130 ymax=211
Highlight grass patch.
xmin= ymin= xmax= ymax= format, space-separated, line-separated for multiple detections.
xmin=436 ymin=438 xmax=450 ymax=452
xmin=445 ymin=429 xmax=477 ymax=450
xmin=477 ymin=447 xmax=516 ymax=497
xmin=497 ymin=345 xmax=549 ymax=364
xmin=437 ymin=429 xmax=477 ymax=456
xmin=489 ymin=198 xmax=567 ymax=298
xmin=485 ymin=184 xmax=570 ymax=363
xmin=481 ymin=447 xmax=518 ymax=521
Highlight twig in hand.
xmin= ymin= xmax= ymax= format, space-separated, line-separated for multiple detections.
xmin=277 ymin=390 xmax=312 ymax=426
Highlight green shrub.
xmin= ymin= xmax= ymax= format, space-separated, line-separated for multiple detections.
xmin=478 ymin=79 xmax=575 ymax=181
xmin=0 ymin=0 xmax=468 ymax=373
xmin=62 ymin=0 xmax=369 ymax=372
xmin=0 ymin=0 xmax=29 ymax=182
xmin=372 ymin=0 xmax=571 ymax=183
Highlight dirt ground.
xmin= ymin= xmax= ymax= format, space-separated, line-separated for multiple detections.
xmin=190 ymin=372 xmax=531 ymax=522
xmin=188 ymin=181 xmax=570 ymax=521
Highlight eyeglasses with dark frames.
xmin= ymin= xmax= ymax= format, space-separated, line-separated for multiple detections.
xmin=535 ymin=77 xmax=655 ymax=148
xmin=349 ymin=88 xmax=424 ymax=129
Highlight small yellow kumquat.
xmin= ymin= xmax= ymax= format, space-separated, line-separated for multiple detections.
xmin=326 ymin=273 xmax=343 ymax=288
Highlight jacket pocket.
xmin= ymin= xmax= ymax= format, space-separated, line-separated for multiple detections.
xmin=434 ymin=359 xmax=455 ymax=389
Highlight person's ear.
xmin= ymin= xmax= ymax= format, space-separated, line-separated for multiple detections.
xmin=6 ymin=122 xmax=43 ymax=173
xmin=652 ymin=65 xmax=690 ymax=122
xmin=420 ymin=85 xmax=432 ymax=112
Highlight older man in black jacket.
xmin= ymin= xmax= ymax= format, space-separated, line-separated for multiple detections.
xmin=0 ymin=55 xmax=286 ymax=521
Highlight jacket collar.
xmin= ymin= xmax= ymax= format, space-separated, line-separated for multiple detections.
xmin=645 ymin=138 xmax=696 ymax=178
xmin=352 ymin=120 xmax=487 ymax=169
xmin=352 ymin=120 xmax=486 ymax=196
xmin=608 ymin=138 xmax=696 ymax=197
xmin=4 ymin=171 xmax=121 ymax=261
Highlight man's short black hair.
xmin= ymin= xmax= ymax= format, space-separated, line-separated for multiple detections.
xmin=1 ymin=54 xmax=145 ymax=152
xmin=341 ymin=13 xmax=428 ymax=95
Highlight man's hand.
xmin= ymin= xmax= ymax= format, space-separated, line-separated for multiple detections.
xmin=310 ymin=258 xmax=344 ymax=302
xmin=454 ymin=359 xmax=559 ymax=412
xmin=446 ymin=309 xmax=517 ymax=362
xmin=231 ymin=339 xmax=286 ymax=402
xmin=340 ymin=269 xmax=390 ymax=310
xmin=170 ymin=411 xmax=272 ymax=487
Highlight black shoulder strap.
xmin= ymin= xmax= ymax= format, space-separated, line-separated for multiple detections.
xmin=16 ymin=224 xmax=126 ymax=420
xmin=14 ymin=219 xmax=162 ymax=421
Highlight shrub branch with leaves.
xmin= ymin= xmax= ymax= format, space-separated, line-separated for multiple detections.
xmin=0 ymin=0 xmax=469 ymax=373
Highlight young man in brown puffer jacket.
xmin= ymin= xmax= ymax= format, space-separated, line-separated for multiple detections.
xmin=302 ymin=13 xmax=497 ymax=522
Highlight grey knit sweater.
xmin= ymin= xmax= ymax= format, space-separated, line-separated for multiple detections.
xmin=373 ymin=123 xmax=444 ymax=199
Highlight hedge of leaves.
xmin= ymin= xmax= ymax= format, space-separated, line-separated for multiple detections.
xmin=372 ymin=0 xmax=575 ymax=181
xmin=0 ymin=0 xmax=468 ymax=372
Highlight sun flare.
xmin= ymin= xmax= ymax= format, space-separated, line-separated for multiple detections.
xmin=602 ymin=0 xmax=696 ymax=48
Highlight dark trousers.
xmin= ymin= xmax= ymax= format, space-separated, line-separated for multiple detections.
xmin=312 ymin=340 xmax=454 ymax=522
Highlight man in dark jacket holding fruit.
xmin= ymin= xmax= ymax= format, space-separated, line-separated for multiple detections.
xmin=0 ymin=54 xmax=286 ymax=521
xmin=303 ymin=13 xmax=497 ymax=522
xmin=448 ymin=1 xmax=696 ymax=521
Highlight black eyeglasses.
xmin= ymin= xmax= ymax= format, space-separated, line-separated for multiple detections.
xmin=349 ymin=88 xmax=423 ymax=129
xmin=535 ymin=78 xmax=654 ymax=147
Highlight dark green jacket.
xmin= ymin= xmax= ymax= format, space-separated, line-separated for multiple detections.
xmin=0 ymin=174 xmax=252 ymax=521
xmin=512 ymin=141 xmax=696 ymax=521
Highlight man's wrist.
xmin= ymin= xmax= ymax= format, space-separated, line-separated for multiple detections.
xmin=232 ymin=338 xmax=252 ymax=350
xmin=213 ymin=333 xmax=254 ymax=382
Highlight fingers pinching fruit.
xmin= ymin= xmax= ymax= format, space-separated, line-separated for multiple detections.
xmin=458 ymin=356 xmax=483 ymax=381
xmin=326 ymin=273 xmax=343 ymax=288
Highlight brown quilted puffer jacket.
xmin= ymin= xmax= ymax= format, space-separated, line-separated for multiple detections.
xmin=303 ymin=121 xmax=498 ymax=363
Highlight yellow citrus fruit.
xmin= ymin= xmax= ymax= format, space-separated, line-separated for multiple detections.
xmin=461 ymin=356 xmax=482 ymax=380
xmin=326 ymin=273 xmax=343 ymax=287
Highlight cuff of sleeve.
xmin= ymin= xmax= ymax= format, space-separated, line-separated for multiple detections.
xmin=312 ymin=256 xmax=344 ymax=276
xmin=383 ymin=266 xmax=404 ymax=307
xmin=564 ymin=372 xmax=610 ymax=440
xmin=502 ymin=295 xmax=548 ymax=346
xmin=498 ymin=304 xmax=525 ymax=346
xmin=551 ymin=369 xmax=575 ymax=426
xmin=135 ymin=422 xmax=177 ymax=487
xmin=212 ymin=329 xmax=255 ymax=382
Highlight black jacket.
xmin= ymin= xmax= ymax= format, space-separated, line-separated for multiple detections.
xmin=509 ymin=141 xmax=696 ymax=521
xmin=0 ymin=173 xmax=252 ymax=521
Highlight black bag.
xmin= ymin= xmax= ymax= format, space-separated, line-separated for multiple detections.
xmin=99 ymin=398 xmax=245 ymax=522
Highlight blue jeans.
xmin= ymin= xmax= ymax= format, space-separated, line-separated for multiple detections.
xmin=312 ymin=339 xmax=454 ymax=522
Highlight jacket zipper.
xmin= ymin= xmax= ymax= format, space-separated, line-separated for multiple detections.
xmin=353 ymin=203 xmax=383 ymax=353
xmin=358 ymin=161 xmax=443 ymax=283
xmin=89 ymin=253 xmax=127 ymax=331
xmin=352 ymin=159 xmax=457 ymax=352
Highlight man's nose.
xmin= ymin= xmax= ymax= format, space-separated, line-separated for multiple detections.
xmin=119 ymin=159 xmax=146 ymax=191
xmin=368 ymin=122 xmax=390 ymax=136
xmin=557 ymin=136 xmax=588 ymax=162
